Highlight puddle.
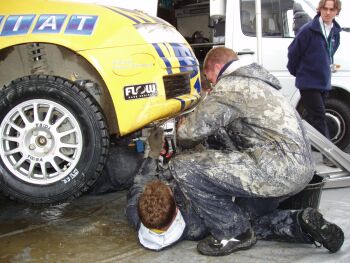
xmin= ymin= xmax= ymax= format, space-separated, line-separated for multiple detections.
xmin=0 ymin=191 xmax=143 ymax=262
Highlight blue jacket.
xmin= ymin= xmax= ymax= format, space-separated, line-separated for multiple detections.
xmin=287 ymin=15 xmax=341 ymax=91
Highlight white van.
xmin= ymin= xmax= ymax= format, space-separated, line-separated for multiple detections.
xmin=171 ymin=0 xmax=350 ymax=151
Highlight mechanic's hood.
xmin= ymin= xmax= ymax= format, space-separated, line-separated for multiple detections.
xmin=220 ymin=61 xmax=282 ymax=90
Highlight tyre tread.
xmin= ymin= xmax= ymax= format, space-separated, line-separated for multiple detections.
xmin=0 ymin=74 xmax=110 ymax=205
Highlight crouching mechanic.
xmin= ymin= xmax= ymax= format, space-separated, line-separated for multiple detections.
xmin=170 ymin=46 xmax=344 ymax=256
xmin=126 ymin=138 xmax=344 ymax=256
xmin=126 ymin=129 xmax=344 ymax=255
xmin=125 ymin=47 xmax=344 ymax=256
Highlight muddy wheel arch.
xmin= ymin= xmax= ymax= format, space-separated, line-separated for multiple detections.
xmin=0 ymin=43 xmax=118 ymax=135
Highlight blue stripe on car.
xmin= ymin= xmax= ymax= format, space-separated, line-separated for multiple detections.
xmin=152 ymin=43 xmax=172 ymax=74
xmin=194 ymin=78 xmax=200 ymax=92
xmin=104 ymin=6 xmax=141 ymax=24
xmin=174 ymin=98 xmax=186 ymax=111
xmin=169 ymin=43 xmax=201 ymax=93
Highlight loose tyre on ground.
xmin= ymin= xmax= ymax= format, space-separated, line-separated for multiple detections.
xmin=0 ymin=75 xmax=109 ymax=205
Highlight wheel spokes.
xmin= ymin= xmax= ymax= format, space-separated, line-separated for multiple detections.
xmin=0 ymin=99 xmax=83 ymax=185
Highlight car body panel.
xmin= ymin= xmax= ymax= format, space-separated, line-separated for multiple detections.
xmin=0 ymin=0 xmax=201 ymax=135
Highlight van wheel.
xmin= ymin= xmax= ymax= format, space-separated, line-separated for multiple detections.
xmin=326 ymin=98 xmax=350 ymax=150
xmin=0 ymin=75 xmax=109 ymax=205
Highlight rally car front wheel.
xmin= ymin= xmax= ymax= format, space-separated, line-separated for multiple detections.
xmin=0 ymin=75 xmax=109 ymax=205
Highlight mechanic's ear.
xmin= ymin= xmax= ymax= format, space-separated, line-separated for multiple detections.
xmin=147 ymin=127 xmax=164 ymax=159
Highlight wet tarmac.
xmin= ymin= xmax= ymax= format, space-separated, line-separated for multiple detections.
xmin=1 ymin=186 xmax=350 ymax=263
xmin=1 ymin=145 xmax=349 ymax=262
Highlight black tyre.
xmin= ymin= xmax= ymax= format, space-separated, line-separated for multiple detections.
xmin=325 ymin=98 xmax=350 ymax=150
xmin=0 ymin=75 xmax=109 ymax=205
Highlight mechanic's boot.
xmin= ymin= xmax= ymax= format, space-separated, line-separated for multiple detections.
xmin=197 ymin=228 xmax=256 ymax=256
xmin=300 ymin=207 xmax=344 ymax=253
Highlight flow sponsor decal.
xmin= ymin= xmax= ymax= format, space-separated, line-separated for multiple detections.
xmin=124 ymin=83 xmax=157 ymax=100
xmin=0 ymin=14 xmax=98 ymax=36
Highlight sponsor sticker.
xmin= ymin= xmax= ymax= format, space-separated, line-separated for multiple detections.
xmin=0 ymin=14 xmax=97 ymax=36
xmin=124 ymin=83 xmax=157 ymax=100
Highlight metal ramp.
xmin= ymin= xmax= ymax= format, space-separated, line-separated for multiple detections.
xmin=304 ymin=120 xmax=350 ymax=188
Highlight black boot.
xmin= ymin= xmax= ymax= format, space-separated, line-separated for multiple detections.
xmin=300 ymin=207 xmax=344 ymax=253
xmin=197 ymin=228 xmax=257 ymax=256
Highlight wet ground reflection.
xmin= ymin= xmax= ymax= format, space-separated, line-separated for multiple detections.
xmin=1 ymin=188 xmax=350 ymax=263
xmin=0 ymin=191 xmax=147 ymax=262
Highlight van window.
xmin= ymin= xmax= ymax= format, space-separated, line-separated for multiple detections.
xmin=240 ymin=0 xmax=304 ymax=37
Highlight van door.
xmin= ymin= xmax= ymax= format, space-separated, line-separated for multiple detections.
xmin=226 ymin=0 xmax=311 ymax=100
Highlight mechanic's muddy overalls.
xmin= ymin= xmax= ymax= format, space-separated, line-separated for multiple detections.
xmin=173 ymin=63 xmax=314 ymax=241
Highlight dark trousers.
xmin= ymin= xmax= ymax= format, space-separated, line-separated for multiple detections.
xmin=300 ymin=89 xmax=330 ymax=139
xmin=180 ymin=192 xmax=311 ymax=243
xmin=173 ymin=166 xmax=311 ymax=242
xmin=236 ymin=197 xmax=311 ymax=243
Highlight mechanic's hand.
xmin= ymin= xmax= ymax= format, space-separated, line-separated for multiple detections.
xmin=158 ymin=137 xmax=176 ymax=169
xmin=147 ymin=127 xmax=164 ymax=159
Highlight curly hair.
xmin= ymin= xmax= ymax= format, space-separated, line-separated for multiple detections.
xmin=138 ymin=180 xmax=176 ymax=229
xmin=317 ymin=0 xmax=342 ymax=15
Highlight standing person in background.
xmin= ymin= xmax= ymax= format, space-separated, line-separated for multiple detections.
xmin=287 ymin=0 xmax=342 ymax=166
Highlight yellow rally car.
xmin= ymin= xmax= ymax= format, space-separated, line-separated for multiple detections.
xmin=0 ymin=0 xmax=201 ymax=204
